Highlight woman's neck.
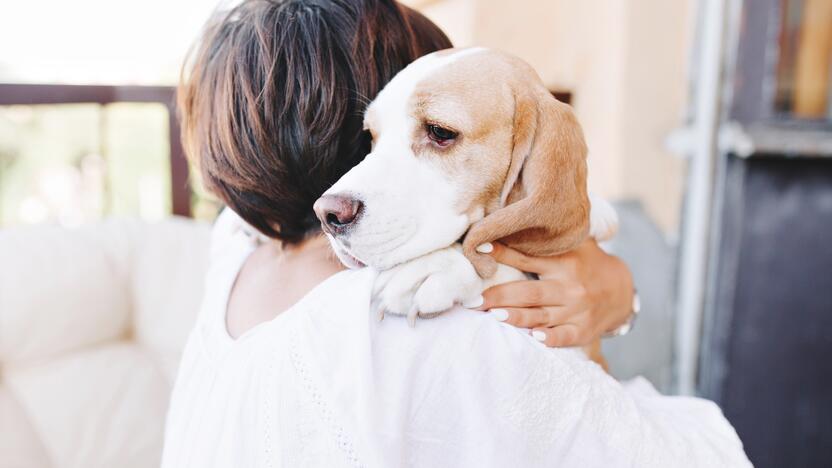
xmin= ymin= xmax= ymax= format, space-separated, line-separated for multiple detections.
xmin=279 ymin=233 xmax=338 ymax=261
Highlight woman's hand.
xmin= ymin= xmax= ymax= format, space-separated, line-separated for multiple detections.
xmin=471 ymin=240 xmax=634 ymax=349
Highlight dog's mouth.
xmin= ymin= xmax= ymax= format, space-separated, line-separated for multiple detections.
xmin=327 ymin=236 xmax=367 ymax=269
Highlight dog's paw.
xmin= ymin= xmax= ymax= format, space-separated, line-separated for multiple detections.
xmin=373 ymin=245 xmax=482 ymax=326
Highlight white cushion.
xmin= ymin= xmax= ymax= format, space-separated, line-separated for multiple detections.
xmin=0 ymin=217 xmax=210 ymax=468
xmin=0 ymin=385 xmax=51 ymax=468
xmin=0 ymin=222 xmax=132 ymax=364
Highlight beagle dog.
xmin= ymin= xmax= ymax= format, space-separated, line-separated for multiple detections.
xmin=313 ymin=47 xmax=618 ymax=324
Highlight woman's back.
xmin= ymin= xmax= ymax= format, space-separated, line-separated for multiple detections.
xmin=162 ymin=211 xmax=751 ymax=468
xmin=162 ymin=211 xmax=348 ymax=467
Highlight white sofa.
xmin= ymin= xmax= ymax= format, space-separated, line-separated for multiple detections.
xmin=0 ymin=218 xmax=210 ymax=468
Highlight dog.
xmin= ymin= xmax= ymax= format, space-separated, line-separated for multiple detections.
xmin=313 ymin=47 xmax=618 ymax=326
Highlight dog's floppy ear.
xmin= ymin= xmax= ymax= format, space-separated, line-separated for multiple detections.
xmin=462 ymin=87 xmax=590 ymax=278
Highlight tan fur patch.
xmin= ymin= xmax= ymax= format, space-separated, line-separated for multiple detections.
xmin=403 ymin=50 xmax=590 ymax=278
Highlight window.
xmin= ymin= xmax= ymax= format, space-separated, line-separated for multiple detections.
xmin=775 ymin=0 xmax=832 ymax=120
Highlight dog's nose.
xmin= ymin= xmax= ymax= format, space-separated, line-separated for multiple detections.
xmin=313 ymin=194 xmax=363 ymax=234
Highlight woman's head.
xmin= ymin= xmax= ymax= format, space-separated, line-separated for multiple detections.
xmin=180 ymin=0 xmax=452 ymax=243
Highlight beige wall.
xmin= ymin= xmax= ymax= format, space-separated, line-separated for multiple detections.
xmin=408 ymin=0 xmax=692 ymax=233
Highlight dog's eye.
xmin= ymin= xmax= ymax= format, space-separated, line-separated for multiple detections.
xmin=426 ymin=124 xmax=458 ymax=146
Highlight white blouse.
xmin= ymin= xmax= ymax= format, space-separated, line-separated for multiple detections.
xmin=161 ymin=210 xmax=751 ymax=468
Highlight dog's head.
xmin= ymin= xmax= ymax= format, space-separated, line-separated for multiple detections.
xmin=314 ymin=48 xmax=589 ymax=276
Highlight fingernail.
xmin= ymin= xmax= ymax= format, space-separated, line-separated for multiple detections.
xmin=489 ymin=308 xmax=509 ymax=321
xmin=476 ymin=242 xmax=494 ymax=254
xmin=532 ymin=330 xmax=547 ymax=342
xmin=462 ymin=295 xmax=484 ymax=309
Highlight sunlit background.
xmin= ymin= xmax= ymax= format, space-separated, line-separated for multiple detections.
xmin=0 ymin=0 xmax=225 ymax=228
xmin=1 ymin=1 xmax=830 ymax=467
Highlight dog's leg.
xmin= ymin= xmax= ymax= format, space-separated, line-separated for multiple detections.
xmin=372 ymin=244 xmax=483 ymax=324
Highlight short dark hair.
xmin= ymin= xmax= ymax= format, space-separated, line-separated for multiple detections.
xmin=179 ymin=0 xmax=452 ymax=243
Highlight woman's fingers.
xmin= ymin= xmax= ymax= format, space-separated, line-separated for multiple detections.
xmin=488 ymin=306 xmax=570 ymax=329
xmin=480 ymin=279 xmax=566 ymax=310
xmin=487 ymin=309 xmax=594 ymax=348
xmin=531 ymin=324 xmax=582 ymax=348
xmin=478 ymin=242 xmax=547 ymax=274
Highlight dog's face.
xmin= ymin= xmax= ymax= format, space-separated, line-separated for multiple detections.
xmin=314 ymin=48 xmax=589 ymax=272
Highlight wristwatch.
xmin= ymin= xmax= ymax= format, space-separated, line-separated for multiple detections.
xmin=604 ymin=289 xmax=640 ymax=338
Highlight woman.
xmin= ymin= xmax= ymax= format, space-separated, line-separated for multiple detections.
xmin=162 ymin=1 xmax=749 ymax=466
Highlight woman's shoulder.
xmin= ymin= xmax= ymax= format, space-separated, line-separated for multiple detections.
xmin=210 ymin=208 xmax=268 ymax=258
xmin=371 ymin=307 xmax=603 ymax=396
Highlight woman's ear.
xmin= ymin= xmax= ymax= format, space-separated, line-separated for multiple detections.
xmin=463 ymin=89 xmax=590 ymax=278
